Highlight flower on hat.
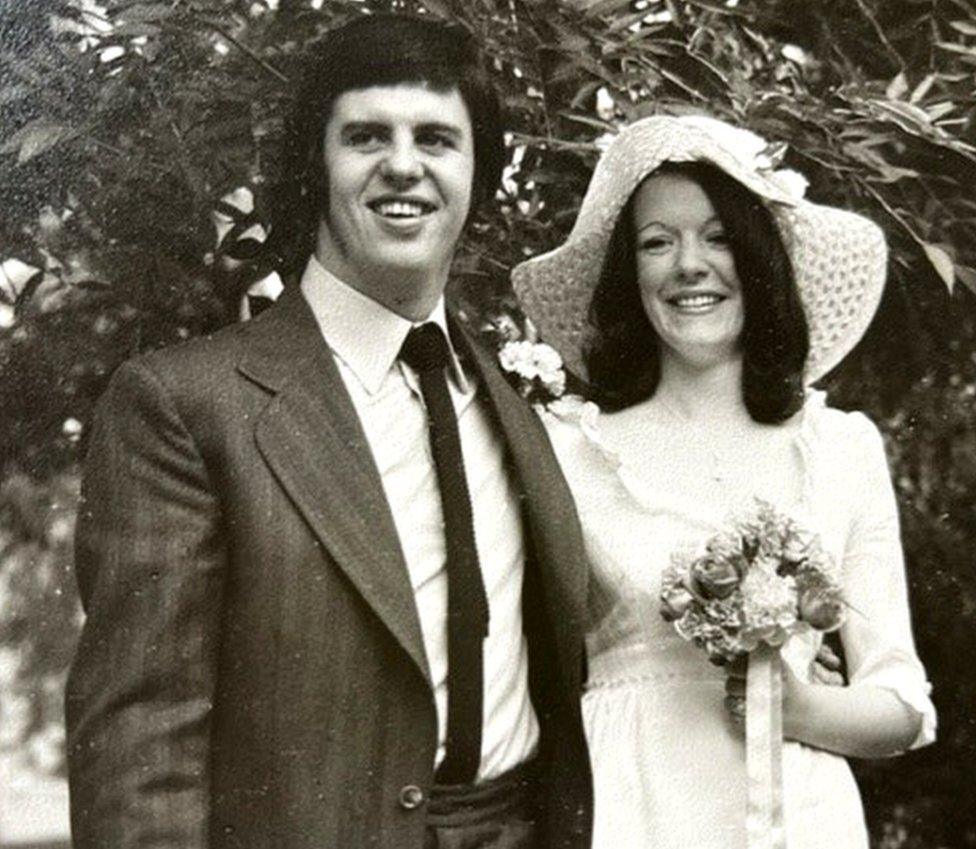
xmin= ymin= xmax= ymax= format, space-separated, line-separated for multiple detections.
xmin=767 ymin=168 xmax=809 ymax=202
xmin=680 ymin=115 xmax=810 ymax=202
xmin=682 ymin=115 xmax=769 ymax=166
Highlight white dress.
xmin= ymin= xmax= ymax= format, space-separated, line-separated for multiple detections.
xmin=541 ymin=393 xmax=936 ymax=849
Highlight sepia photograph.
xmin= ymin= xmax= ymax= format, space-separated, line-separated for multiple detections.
xmin=1 ymin=0 xmax=973 ymax=847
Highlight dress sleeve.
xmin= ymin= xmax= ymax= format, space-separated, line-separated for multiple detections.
xmin=837 ymin=412 xmax=936 ymax=750
xmin=537 ymin=397 xmax=630 ymax=635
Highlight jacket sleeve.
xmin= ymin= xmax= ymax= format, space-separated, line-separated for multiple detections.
xmin=66 ymin=357 xmax=226 ymax=848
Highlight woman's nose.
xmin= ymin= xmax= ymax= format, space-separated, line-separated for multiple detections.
xmin=676 ymin=237 xmax=708 ymax=280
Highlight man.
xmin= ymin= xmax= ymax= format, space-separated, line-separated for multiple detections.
xmin=65 ymin=13 xmax=592 ymax=849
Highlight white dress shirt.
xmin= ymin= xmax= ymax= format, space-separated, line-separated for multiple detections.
xmin=300 ymin=256 xmax=539 ymax=781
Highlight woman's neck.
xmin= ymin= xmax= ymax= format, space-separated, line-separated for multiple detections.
xmin=652 ymin=354 xmax=749 ymax=424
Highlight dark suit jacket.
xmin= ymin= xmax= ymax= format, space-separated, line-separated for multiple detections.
xmin=66 ymin=284 xmax=593 ymax=848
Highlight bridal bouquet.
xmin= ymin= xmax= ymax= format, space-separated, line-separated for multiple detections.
xmin=661 ymin=501 xmax=846 ymax=849
xmin=660 ymin=500 xmax=845 ymax=664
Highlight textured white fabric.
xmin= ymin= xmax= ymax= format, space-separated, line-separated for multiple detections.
xmin=541 ymin=392 xmax=935 ymax=849
xmin=301 ymin=258 xmax=539 ymax=781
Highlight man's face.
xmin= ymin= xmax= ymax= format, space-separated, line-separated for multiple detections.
xmin=315 ymin=83 xmax=475 ymax=309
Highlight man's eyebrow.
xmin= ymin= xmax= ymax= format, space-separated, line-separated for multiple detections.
xmin=415 ymin=121 xmax=465 ymax=138
xmin=339 ymin=120 xmax=387 ymax=136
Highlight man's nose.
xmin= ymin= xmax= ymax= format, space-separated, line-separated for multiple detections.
xmin=380 ymin=140 xmax=423 ymax=186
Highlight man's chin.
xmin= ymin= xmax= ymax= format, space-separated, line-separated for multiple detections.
xmin=369 ymin=244 xmax=454 ymax=277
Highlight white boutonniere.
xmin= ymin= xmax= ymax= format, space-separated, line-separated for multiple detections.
xmin=498 ymin=339 xmax=567 ymax=403
xmin=481 ymin=312 xmax=567 ymax=408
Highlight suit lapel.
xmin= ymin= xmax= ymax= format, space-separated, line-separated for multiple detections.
xmin=453 ymin=322 xmax=588 ymax=689
xmin=238 ymin=287 xmax=430 ymax=684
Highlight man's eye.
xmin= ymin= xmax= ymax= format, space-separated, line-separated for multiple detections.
xmin=346 ymin=130 xmax=384 ymax=147
xmin=417 ymin=132 xmax=455 ymax=150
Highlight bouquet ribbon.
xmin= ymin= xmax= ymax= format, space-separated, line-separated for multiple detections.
xmin=746 ymin=644 xmax=786 ymax=849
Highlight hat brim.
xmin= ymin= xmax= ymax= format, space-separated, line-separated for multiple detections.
xmin=512 ymin=116 xmax=887 ymax=385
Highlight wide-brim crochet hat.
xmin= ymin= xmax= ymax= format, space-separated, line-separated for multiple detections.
xmin=512 ymin=115 xmax=888 ymax=384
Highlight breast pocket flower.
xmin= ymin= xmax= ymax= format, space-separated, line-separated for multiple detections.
xmin=498 ymin=339 xmax=567 ymax=406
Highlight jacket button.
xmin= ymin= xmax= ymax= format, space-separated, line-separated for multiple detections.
xmin=398 ymin=784 xmax=425 ymax=811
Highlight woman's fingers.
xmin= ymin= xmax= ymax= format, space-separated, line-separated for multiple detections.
xmin=725 ymin=654 xmax=748 ymax=723
xmin=724 ymin=694 xmax=746 ymax=725
xmin=725 ymin=654 xmax=747 ymax=697
xmin=725 ymin=675 xmax=746 ymax=697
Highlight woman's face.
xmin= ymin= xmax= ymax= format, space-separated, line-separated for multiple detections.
xmin=632 ymin=172 xmax=744 ymax=368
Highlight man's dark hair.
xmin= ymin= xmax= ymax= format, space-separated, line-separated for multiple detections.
xmin=585 ymin=161 xmax=809 ymax=423
xmin=269 ymin=13 xmax=505 ymax=272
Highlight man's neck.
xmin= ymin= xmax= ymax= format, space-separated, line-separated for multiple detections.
xmin=312 ymin=248 xmax=449 ymax=323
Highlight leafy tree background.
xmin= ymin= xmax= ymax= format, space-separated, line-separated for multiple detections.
xmin=1 ymin=0 xmax=974 ymax=845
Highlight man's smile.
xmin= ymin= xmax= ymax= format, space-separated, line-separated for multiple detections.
xmin=367 ymin=196 xmax=438 ymax=219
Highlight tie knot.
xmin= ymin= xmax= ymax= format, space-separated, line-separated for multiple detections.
xmin=400 ymin=323 xmax=450 ymax=373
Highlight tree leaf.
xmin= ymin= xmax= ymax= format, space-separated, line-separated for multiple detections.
xmin=948 ymin=20 xmax=976 ymax=36
xmin=0 ymin=119 xmax=69 ymax=164
xmin=117 ymin=3 xmax=178 ymax=23
xmin=578 ymin=0 xmax=635 ymax=17
xmin=935 ymin=41 xmax=976 ymax=58
xmin=111 ymin=22 xmax=163 ymax=38
xmin=909 ymin=73 xmax=937 ymax=104
xmin=886 ymin=71 xmax=908 ymax=101
xmin=558 ymin=111 xmax=618 ymax=132
xmin=607 ymin=10 xmax=661 ymax=33
xmin=926 ymin=102 xmax=956 ymax=122
xmin=0 ymin=260 xmax=43 ymax=305
xmin=955 ymin=265 xmax=976 ymax=297
xmin=921 ymin=242 xmax=956 ymax=293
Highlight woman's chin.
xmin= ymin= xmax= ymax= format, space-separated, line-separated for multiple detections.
xmin=661 ymin=340 xmax=742 ymax=372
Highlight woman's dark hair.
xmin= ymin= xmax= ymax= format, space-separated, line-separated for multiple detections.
xmin=584 ymin=161 xmax=809 ymax=423
xmin=267 ymin=13 xmax=505 ymax=273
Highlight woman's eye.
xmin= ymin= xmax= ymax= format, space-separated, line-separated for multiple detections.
xmin=640 ymin=237 xmax=671 ymax=252
xmin=706 ymin=230 xmax=730 ymax=246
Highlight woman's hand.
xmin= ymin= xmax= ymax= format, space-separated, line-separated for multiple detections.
xmin=723 ymin=650 xmax=922 ymax=756
xmin=723 ymin=653 xmax=809 ymax=735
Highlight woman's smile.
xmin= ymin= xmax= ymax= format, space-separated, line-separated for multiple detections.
xmin=663 ymin=291 xmax=729 ymax=313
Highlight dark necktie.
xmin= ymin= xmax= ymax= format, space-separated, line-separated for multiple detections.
xmin=399 ymin=323 xmax=489 ymax=785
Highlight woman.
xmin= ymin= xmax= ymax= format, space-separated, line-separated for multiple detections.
xmin=511 ymin=116 xmax=935 ymax=848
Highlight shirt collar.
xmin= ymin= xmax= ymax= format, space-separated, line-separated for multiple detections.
xmin=300 ymin=255 xmax=469 ymax=396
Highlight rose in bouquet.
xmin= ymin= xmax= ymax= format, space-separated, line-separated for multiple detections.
xmin=660 ymin=500 xmax=845 ymax=664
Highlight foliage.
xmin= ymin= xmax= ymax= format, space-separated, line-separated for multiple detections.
xmin=1 ymin=0 xmax=974 ymax=844
xmin=0 ymin=472 xmax=79 ymax=774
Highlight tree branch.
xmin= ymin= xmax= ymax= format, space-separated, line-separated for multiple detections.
xmin=193 ymin=17 xmax=289 ymax=84
xmin=852 ymin=0 xmax=905 ymax=71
